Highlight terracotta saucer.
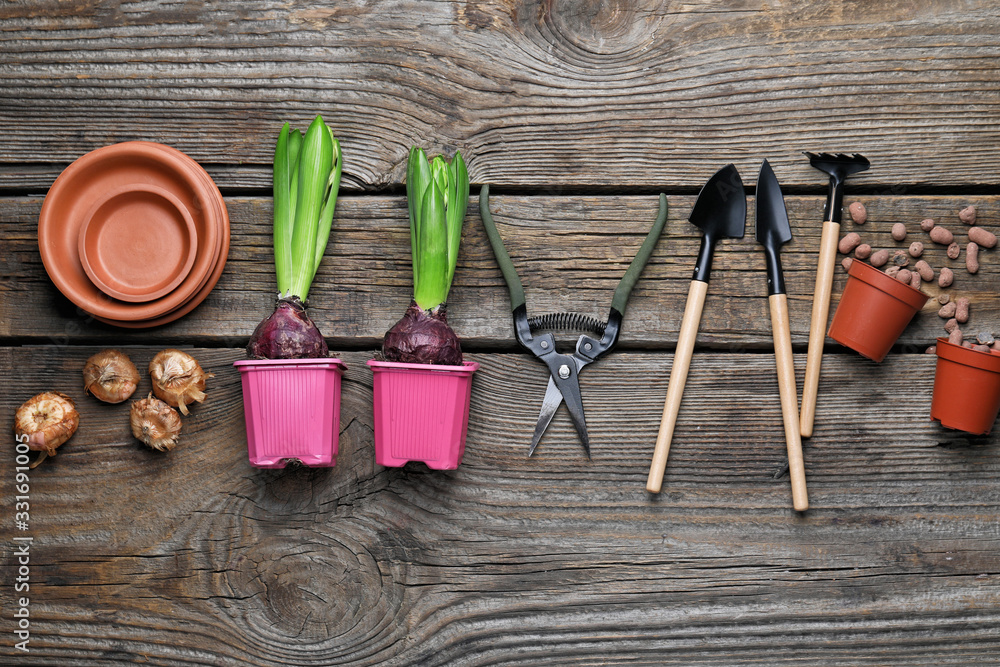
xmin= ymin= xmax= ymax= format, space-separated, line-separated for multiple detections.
xmin=38 ymin=141 xmax=223 ymax=321
xmin=90 ymin=145 xmax=230 ymax=329
xmin=78 ymin=184 xmax=198 ymax=303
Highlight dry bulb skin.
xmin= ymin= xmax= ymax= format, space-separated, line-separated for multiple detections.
xmin=130 ymin=394 xmax=182 ymax=452
xmin=82 ymin=349 xmax=139 ymax=403
xmin=14 ymin=392 xmax=80 ymax=467
xmin=148 ymin=349 xmax=213 ymax=415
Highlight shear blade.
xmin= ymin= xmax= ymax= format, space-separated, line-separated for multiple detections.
xmin=528 ymin=377 xmax=564 ymax=457
xmin=527 ymin=368 xmax=591 ymax=459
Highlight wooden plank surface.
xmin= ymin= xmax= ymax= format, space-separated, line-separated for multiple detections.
xmin=3 ymin=194 xmax=998 ymax=349
xmin=2 ymin=347 xmax=999 ymax=665
xmin=4 ymin=0 xmax=1000 ymax=663
xmin=2 ymin=1 xmax=1000 ymax=190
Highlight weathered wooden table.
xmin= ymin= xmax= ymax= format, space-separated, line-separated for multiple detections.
xmin=4 ymin=2 xmax=1000 ymax=664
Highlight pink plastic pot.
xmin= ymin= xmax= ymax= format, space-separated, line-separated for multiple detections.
xmin=367 ymin=360 xmax=479 ymax=470
xmin=234 ymin=358 xmax=347 ymax=468
xmin=931 ymin=338 xmax=1000 ymax=435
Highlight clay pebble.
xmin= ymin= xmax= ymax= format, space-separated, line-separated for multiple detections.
xmin=938 ymin=294 xmax=950 ymax=305
xmin=891 ymin=223 xmax=907 ymax=241
xmin=909 ymin=271 xmax=922 ymax=289
xmin=838 ymin=232 xmax=862 ymax=255
xmin=974 ymin=344 xmax=992 ymax=353
xmin=944 ymin=318 xmax=959 ymax=333
xmin=938 ymin=302 xmax=957 ymax=319
xmin=892 ymin=250 xmax=910 ymax=267
xmin=925 ymin=346 xmax=937 ymax=355
xmin=966 ymin=242 xmax=980 ymax=274
xmin=908 ymin=241 xmax=924 ymax=258
xmin=977 ymin=332 xmax=995 ymax=346
xmin=920 ymin=218 xmax=935 ymax=232
xmin=959 ymin=205 xmax=977 ymax=225
xmin=854 ymin=244 xmax=872 ymax=260
xmin=895 ymin=268 xmax=913 ymax=284
xmin=968 ymin=226 xmax=997 ymax=249
xmin=929 ymin=226 xmax=954 ymax=245
xmin=841 ymin=257 xmax=854 ymax=272
xmin=949 ymin=328 xmax=964 ymax=345
xmin=870 ymin=249 xmax=889 ymax=267
xmin=885 ymin=266 xmax=900 ymax=278
xmin=914 ymin=260 xmax=934 ymax=282
xmin=938 ymin=266 xmax=954 ymax=288
xmin=848 ymin=202 xmax=867 ymax=224
xmin=947 ymin=242 xmax=961 ymax=259
xmin=955 ymin=297 xmax=970 ymax=324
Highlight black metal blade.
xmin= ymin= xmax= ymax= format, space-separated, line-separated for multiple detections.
xmin=755 ymin=160 xmax=792 ymax=247
xmin=755 ymin=159 xmax=791 ymax=295
xmin=804 ymin=152 xmax=870 ymax=178
xmin=803 ymin=152 xmax=871 ymax=223
xmin=688 ymin=164 xmax=746 ymax=284
xmin=689 ymin=164 xmax=746 ymax=240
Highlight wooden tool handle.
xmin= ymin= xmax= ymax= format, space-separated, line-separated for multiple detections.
xmin=647 ymin=280 xmax=708 ymax=493
xmin=770 ymin=293 xmax=808 ymax=511
xmin=800 ymin=220 xmax=840 ymax=438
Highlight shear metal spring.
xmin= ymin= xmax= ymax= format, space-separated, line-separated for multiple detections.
xmin=528 ymin=312 xmax=607 ymax=335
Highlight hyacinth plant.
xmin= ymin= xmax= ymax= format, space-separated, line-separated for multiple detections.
xmin=382 ymin=146 xmax=469 ymax=365
xmin=246 ymin=115 xmax=342 ymax=359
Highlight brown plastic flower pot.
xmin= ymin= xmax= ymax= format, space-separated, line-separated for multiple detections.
xmin=931 ymin=337 xmax=1000 ymax=435
xmin=827 ymin=259 xmax=929 ymax=362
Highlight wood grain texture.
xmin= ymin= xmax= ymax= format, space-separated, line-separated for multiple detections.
xmin=4 ymin=2 xmax=1000 ymax=663
xmin=2 ymin=194 xmax=997 ymax=349
xmin=2 ymin=0 xmax=1000 ymax=190
xmin=2 ymin=346 xmax=999 ymax=665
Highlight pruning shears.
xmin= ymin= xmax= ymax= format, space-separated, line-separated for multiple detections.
xmin=479 ymin=185 xmax=668 ymax=457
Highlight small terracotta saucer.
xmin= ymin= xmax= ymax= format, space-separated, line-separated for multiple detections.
xmin=38 ymin=141 xmax=224 ymax=322
xmin=78 ymin=184 xmax=198 ymax=303
xmin=90 ymin=145 xmax=230 ymax=329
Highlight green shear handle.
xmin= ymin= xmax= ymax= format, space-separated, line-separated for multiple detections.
xmin=479 ymin=184 xmax=667 ymax=321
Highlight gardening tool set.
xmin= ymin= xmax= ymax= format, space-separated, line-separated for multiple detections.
xmin=645 ymin=160 xmax=810 ymax=510
xmin=53 ymin=138 xmax=990 ymax=511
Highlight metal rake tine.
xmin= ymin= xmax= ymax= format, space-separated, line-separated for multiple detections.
xmin=804 ymin=151 xmax=869 ymax=162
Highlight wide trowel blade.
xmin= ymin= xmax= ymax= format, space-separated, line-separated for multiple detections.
xmin=755 ymin=159 xmax=792 ymax=246
xmin=689 ymin=164 xmax=746 ymax=239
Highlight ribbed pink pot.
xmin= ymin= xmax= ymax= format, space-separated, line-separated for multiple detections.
xmin=367 ymin=360 xmax=479 ymax=470
xmin=234 ymin=358 xmax=347 ymax=468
